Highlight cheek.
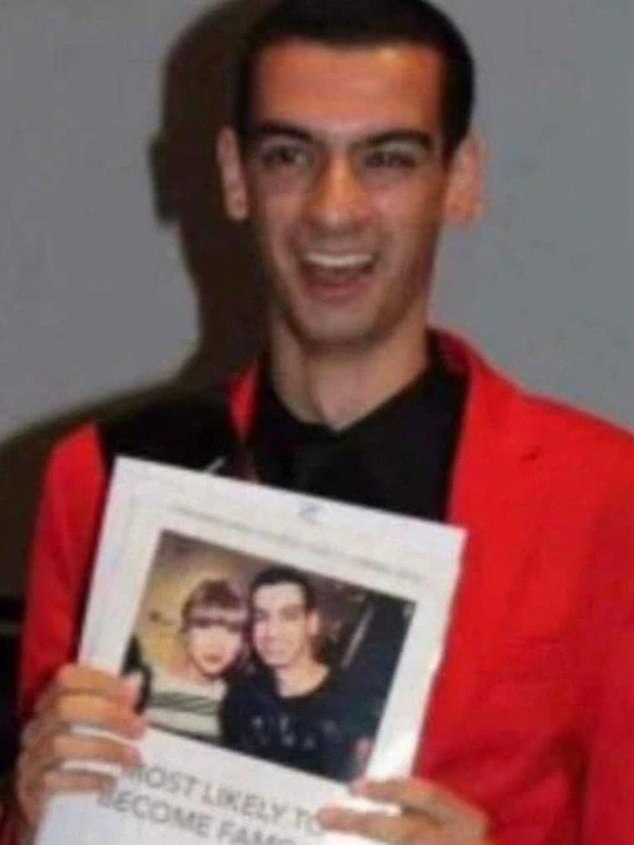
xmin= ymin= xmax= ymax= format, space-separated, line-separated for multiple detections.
xmin=286 ymin=621 xmax=306 ymax=642
xmin=185 ymin=631 xmax=203 ymax=654
xmin=377 ymin=180 xmax=446 ymax=228
xmin=221 ymin=633 xmax=243 ymax=660
xmin=251 ymin=193 xmax=304 ymax=252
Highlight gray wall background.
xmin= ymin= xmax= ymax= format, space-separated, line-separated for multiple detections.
xmin=1 ymin=0 xmax=632 ymax=597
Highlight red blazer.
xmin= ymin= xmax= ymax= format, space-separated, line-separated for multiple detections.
xmin=14 ymin=334 xmax=634 ymax=844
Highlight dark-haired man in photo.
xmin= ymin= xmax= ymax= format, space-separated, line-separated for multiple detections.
xmin=7 ymin=0 xmax=634 ymax=843
xmin=222 ymin=566 xmax=373 ymax=781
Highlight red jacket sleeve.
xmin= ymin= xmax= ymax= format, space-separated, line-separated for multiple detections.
xmin=580 ymin=470 xmax=634 ymax=844
xmin=19 ymin=424 xmax=108 ymax=718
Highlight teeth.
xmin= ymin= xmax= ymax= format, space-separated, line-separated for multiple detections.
xmin=304 ymin=252 xmax=373 ymax=270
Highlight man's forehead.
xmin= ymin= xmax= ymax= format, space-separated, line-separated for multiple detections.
xmin=250 ymin=40 xmax=445 ymax=131
xmin=254 ymin=582 xmax=306 ymax=608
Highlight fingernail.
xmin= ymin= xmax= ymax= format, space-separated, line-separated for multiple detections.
xmin=99 ymin=779 xmax=116 ymax=798
xmin=126 ymin=746 xmax=143 ymax=768
xmin=124 ymin=715 xmax=146 ymax=738
xmin=316 ymin=808 xmax=336 ymax=826
xmin=349 ymin=779 xmax=367 ymax=795
xmin=132 ymin=716 xmax=147 ymax=736
xmin=122 ymin=674 xmax=143 ymax=704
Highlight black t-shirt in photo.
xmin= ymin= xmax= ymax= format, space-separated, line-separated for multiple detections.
xmin=222 ymin=668 xmax=372 ymax=782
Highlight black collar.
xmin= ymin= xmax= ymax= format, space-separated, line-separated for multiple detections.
xmin=250 ymin=336 xmax=468 ymax=522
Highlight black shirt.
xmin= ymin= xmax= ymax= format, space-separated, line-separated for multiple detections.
xmin=249 ymin=337 xmax=467 ymax=522
xmin=222 ymin=669 xmax=372 ymax=782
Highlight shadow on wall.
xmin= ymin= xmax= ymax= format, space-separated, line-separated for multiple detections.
xmin=0 ymin=0 xmax=273 ymax=601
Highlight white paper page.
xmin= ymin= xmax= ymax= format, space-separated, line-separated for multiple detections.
xmin=38 ymin=458 xmax=465 ymax=845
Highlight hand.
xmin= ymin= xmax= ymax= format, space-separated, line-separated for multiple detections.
xmin=318 ymin=777 xmax=491 ymax=844
xmin=16 ymin=664 xmax=146 ymax=830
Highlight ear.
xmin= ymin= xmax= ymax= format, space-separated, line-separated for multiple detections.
xmin=216 ymin=126 xmax=250 ymax=221
xmin=443 ymin=133 xmax=486 ymax=226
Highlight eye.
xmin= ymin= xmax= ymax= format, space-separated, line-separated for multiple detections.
xmin=363 ymin=148 xmax=420 ymax=171
xmin=258 ymin=143 xmax=312 ymax=171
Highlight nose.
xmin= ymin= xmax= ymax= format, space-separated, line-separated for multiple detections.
xmin=264 ymin=618 xmax=282 ymax=639
xmin=305 ymin=155 xmax=371 ymax=233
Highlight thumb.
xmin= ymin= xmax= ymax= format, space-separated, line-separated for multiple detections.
xmin=122 ymin=671 xmax=144 ymax=707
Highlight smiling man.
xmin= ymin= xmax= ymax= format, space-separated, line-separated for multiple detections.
xmin=8 ymin=1 xmax=634 ymax=844
xmin=222 ymin=567 xmax=371 ymax=781
xmin=250 ymin=569 xmax=324 ymax=685
xmin=217 ymin=27 xmax=480 ymax=431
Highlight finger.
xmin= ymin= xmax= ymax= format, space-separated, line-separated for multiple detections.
xmin=352 ymin=778 xmax=486 ymax=829
xmin=319 ymin=807 xmax=436 ymax=844
xmin=39 ymin=768 xmax=116 ymax=804
xmin=24 ymin=692 xmax=145 ymax=748
xmin=21 ymin=730 xmax=142 ymax=779
xmin=17 ymin=763 xmax=117 ymax=827
xmin=122 ymin=673 xmax=144 ymax=710
xmin=35 ymin=665 xmax=136 ymax=715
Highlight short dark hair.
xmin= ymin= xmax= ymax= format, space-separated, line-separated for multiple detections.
xmin=234 ymin=0 xmax=475 ymax=159
xmin=251 ymin=565 xmax=317 ymax=612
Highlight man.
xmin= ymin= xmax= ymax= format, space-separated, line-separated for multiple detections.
xmin=222 ymin=566 xmax=372 ymax=780
xmin=8 ymin=1 xmax=634 ymax=843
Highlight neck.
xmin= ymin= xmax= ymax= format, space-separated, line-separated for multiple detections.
xmin=274 ymin=656 xmax=329 ymax=697
xmin=269 ymin=325 xmax=428 ymax=430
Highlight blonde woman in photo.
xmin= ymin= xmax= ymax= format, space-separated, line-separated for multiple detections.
xmin=144 ymin=579 xmax=247 ymax=743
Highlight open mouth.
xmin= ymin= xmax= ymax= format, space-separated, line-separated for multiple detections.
xmin=300 ymin=251 xmax=376 ymax=299
xmin=304 ymin=252 xmax=375 ymax=271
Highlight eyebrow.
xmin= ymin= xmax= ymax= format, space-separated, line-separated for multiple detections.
xmin=246 ymin=121 xmax=313 ymax=146
xmin=246 ymin=122 xmax=434 ymax=153
xmin=363 ymin=130 xmax=433 ymax=152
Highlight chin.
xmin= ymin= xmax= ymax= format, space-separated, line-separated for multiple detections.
xmin=287 ymin=312 xmax=380 ymax=351
xmin=274 ymin=291 xmax=380 ymax=347
xmin=261 ymin=655 xmax=282 ymax=665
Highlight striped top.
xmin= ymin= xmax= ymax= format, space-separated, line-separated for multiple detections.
xmin=145 ymin=667 xmax=227 ymax=743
